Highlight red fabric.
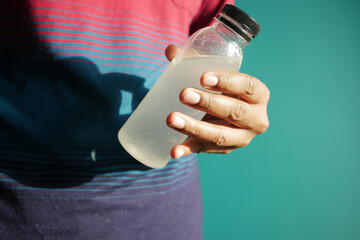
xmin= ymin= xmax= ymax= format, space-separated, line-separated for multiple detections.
xmin=190 ymin=0 xmax=235 ymax=35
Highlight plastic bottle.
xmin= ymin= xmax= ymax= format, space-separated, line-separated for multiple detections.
xmin=118 ymin=4 xmax=261 ymax=168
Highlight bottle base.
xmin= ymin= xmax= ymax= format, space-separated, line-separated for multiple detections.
xmin=118 ymin=130 xmax=170 ymax=169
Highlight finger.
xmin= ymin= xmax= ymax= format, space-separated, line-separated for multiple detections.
xmin=201 ymin=72 xmax=270 ymax=104
xmin=166 ymin=112 xmax=254 ymax=148
xmin=170 ymin=138 xmax=238 ymax=158
xmin=165 ymin=44 xmax=181 ymax=61
xmin=180 ymin=87 xmax=261 ymax=130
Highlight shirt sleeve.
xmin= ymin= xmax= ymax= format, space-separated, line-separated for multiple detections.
xmin=189 ymin=0 xmax=235 ymax=35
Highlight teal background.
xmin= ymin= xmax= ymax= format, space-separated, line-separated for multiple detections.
xmin=199 ymin=0 xmax=360 ymax=239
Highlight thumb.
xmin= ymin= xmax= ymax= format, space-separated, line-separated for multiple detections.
xmin=165 ymin=44 xmax=181 ymax=61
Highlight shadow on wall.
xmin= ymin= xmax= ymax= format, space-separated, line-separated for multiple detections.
xmin=0 ymin=0 xmax=151 ymax=191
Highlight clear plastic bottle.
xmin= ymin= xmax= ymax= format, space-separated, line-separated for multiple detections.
xmin=118 ymin=4 xmax=261 ymax=168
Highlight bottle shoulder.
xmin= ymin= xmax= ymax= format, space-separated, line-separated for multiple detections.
xmin=180 ymin=26 xmax=243 ymax=59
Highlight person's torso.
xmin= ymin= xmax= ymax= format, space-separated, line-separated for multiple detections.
xmin=0 ymin=0 xmax=228 ymax=238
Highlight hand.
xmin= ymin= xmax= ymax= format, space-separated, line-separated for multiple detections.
xmin=165 ymin=45 xmax=270 ymax=158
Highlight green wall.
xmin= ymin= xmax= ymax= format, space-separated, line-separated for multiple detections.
xmin=199 ymin=0 xmax=360 ymax=239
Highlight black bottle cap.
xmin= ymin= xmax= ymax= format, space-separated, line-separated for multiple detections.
xmin=217 ymin=4 xmax=261 ymax=42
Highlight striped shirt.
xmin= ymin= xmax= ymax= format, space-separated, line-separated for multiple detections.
xmin=0 ymin=0 xmax=231 ymax=239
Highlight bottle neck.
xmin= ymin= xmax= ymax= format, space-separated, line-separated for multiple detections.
xmin=213 ymin=15 xmax=251 ymax=49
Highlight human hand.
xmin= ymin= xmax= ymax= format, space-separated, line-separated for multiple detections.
xmin=165 ymin=45 xmax=270 ymax=158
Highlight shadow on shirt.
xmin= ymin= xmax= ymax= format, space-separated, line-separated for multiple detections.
xmin=0 ymin=0 xmax=156 ymax=192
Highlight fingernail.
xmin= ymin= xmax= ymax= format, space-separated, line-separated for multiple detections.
xmin=183 ymin=91 xmax=200 ymax=104
xmin=176 ymin=149 xmax=184 ymax=158
xmin=203 ymin=74 xmax=218 ymax=87
xmin=171 ymin=116 xmax=185 ymax=129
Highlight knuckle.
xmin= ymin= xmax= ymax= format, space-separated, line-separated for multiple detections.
xmin=189 ymin=121 xmax=201 ymax=137
xmin=256 ymin=118 xmax=269 ymax=134
xmin=203 ymin=95 xmax=219 ymax=112
xmin=264 ymin=85 xmax=271 ymax=101
xmin=260 ymin=82 xmax=270 ymax=102
xmin=208 ymin=129 xmax=227 ymax=146
xmin=225 ymin=75 xmax=237 ymax=90
xmin=244 ymin=75 xmax=258 ymax=95
xmin=228 ymin=103 xmax=246 ymax=122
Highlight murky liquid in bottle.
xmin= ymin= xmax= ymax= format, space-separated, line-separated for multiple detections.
xmin=118 ymin=55 xmax=242 ymax=168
